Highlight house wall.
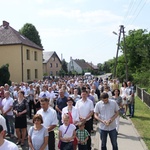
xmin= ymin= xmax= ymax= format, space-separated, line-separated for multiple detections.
xmin=0 ymin=45 xmax=43 ymax=83
xmin=43 ymin=53 xmax=61 ymax=76
xmin=0 ymin=45 xmax=22 ymax=83
xmin=68 ymin=61 xmax=82 ymax=74
xmin=22 ymin=45 xmax=43 ymax=82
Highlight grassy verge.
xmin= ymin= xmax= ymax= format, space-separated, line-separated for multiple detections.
xmin=131 ymin=97 xmax=150 ymax=149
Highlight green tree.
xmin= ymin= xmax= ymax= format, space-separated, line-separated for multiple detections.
xmin=61 ymin=59 xmax=68 ymax=74
xmin=19 ymin=23 xmax=43 ymax=48
xmin=119 ymin=29 xmax=150 ymax=85
xmin=0 ymin=64 xmax=11 ymax=85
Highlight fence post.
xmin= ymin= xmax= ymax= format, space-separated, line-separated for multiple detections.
xmin=141 ymin=88 xmax=146 ymax=102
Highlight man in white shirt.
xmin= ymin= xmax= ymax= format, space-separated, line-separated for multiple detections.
xmin=0 ymin=125 xmax=18 ymax=150
xmin=39 ymin=85 xmax=50 ymax=100
xmin=94 ymin=92 xmax=119 ymax=150
xmin=2 ymin=91 xmax=14 ymax=137
xmin=75 ymin=90 xmax=94 ymax=150
xmin=37 ymin=98 xmax=58 ymax=150
xmin=0 ymin=114 xmax=7 ymax=136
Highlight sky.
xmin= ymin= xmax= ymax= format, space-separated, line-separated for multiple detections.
xmin=1 ymin=0 xmax=150 ymax=65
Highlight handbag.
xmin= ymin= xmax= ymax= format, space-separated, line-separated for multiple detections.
xmin=58 ymin=124 xmax=70 ymax=149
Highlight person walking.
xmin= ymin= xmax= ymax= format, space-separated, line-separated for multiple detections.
xmin=94 ymin=92 xmax=119 ymax=150
xmin=127 ymin=81 xmax=135 ymax=118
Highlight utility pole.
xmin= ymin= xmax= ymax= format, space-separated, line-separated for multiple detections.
xmin=122 ymin=26 xmax=128 ymax=81
xmin=113 ymin=25 xmax=128 ymax=81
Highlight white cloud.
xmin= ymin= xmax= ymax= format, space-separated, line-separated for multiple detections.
xmin=40 ymin=27 xmax=90 ymax=38
xmin=38 ymin=9 xmax=123 ymax=24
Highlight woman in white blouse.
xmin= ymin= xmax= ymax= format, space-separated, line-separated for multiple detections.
xmin=62 ymin=97 xmax=79 ymax=125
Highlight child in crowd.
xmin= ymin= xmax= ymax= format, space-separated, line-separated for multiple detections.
xmin=76 ymin=122 xmax=89 ymax=150
xmin=58 ymin=114 xmax=76 ymax=150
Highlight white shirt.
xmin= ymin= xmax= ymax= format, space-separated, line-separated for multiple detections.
xmin=0 ymin=139 xmax=19 ymax=150
xmin=39 ymin=91 xmax=50 ymax=99
xmin=59 ymin=124 xmax=76 ymax=142
xmin=2 ymin=97 xmax=14 ymax=115
xmin=120 ymin=87 xmax=128 ymax=98
xmin=94 ymin=99 xmax=119 ymax=131
xmin=0 ymin=115 xmax=7 ymax=131
xmin=75 ymin=98 xmax=94 ymax=120
xmin=62 ymin=106 xmax=79 ymax=123
xmin=37 ymin=107 xmax=58 ymax=130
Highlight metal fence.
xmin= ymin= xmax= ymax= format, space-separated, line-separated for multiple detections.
xmin=136 ymin=86 xmax=150 ymax=107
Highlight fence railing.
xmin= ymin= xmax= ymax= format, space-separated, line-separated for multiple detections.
xmin=136 ymin=86 xmax=150 ymax=107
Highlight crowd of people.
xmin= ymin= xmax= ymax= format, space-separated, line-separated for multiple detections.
xmin=0 ymin=76 xmax=135 ymax=150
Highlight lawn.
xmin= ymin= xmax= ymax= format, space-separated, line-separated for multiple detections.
xmin=131 ymin=97 xmax=150 ymax=149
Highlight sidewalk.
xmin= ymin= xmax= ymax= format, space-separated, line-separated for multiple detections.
xmin=91 ymin=117 xmax=148 ymax=150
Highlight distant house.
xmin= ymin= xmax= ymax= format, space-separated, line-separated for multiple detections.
xmin=43 ymin=51 xmax=62 ymax=76
xmin=68 ymin=59 xmax=92 ymax=74
xmin=87 ymin=62 xmax=98 ymax=71
xmin=0 ymin=21 xmax=43 ymax=83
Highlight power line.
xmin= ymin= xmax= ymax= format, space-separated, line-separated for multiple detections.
xmin=123 ymin=0 xmax=138 ymax=25
xmin=125 ymin=0 xmax=148 ymax=27
xmin=128 ymin=0 xmax=147 ymax=26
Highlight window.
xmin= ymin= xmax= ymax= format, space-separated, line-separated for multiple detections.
xmin=56 ymin=71 xmax=58 ymax=75
xmin=56 ymin=63 xmax=58 ymax=67
xmin=35 ymin=69 xmax=38 ymax=78
xmin=26 ymin=49 xmax=30 ymax=60
xmin=27 ymin=69 xmax=31 ymax=80
xmin=50 ymin=63 xmax=52 ymax=68
xmin=34 ymin=51 xmax=37 ymax=61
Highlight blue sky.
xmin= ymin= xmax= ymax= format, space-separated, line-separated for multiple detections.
xmin=1 ymin=0 xmax=150 ymax=65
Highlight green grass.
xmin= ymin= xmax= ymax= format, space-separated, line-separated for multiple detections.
xmin=131 ymin=97 xmax=150 ymax=149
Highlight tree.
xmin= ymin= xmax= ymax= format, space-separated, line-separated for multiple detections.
xmin=19 ymin=23 xmax=43 ymax=48
xmin=61 ymin=59 xmax=68 ymax=74
xmin=0 ymin=64 xmax=11 ymax=86
xmin=119 ymin=29 xmax=150 ymax=85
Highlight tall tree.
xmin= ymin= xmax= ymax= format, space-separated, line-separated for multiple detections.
xmin=119 ymin=29 xmax=150 ymax=85
xmin=19 ymin=23 xmax=43 ymax=48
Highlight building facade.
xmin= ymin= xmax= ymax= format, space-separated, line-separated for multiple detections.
xmin=43 ymin=51 xmax=62 ymax=76
xmin=0 ymin=21 xmax=43 ymax=83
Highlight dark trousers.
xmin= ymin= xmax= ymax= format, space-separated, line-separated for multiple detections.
xmin=85 ymin=119 xmax=92 ymax=150
xmin=78 ymin=144 xmax=88 ymax=150
xmin=128 ymin=103 xmax=134 ymax=117
xmin=60 ymin=142 xmax=73 ymax=150
xmin=48 ymin=131 xmax=55 ymax=150
xmin=5 ymin=115 xmax=14 ymax=135
xmin=100 ymin=129 xmax=118 ymax=150
xmin=28 ymin=100 xmax=36 ymax=119
xmin=57 ymin=112 xmax=63 ymax=126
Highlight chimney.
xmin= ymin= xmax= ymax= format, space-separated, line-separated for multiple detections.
xmin=3 ymin=21 xmax=9 ymax=29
